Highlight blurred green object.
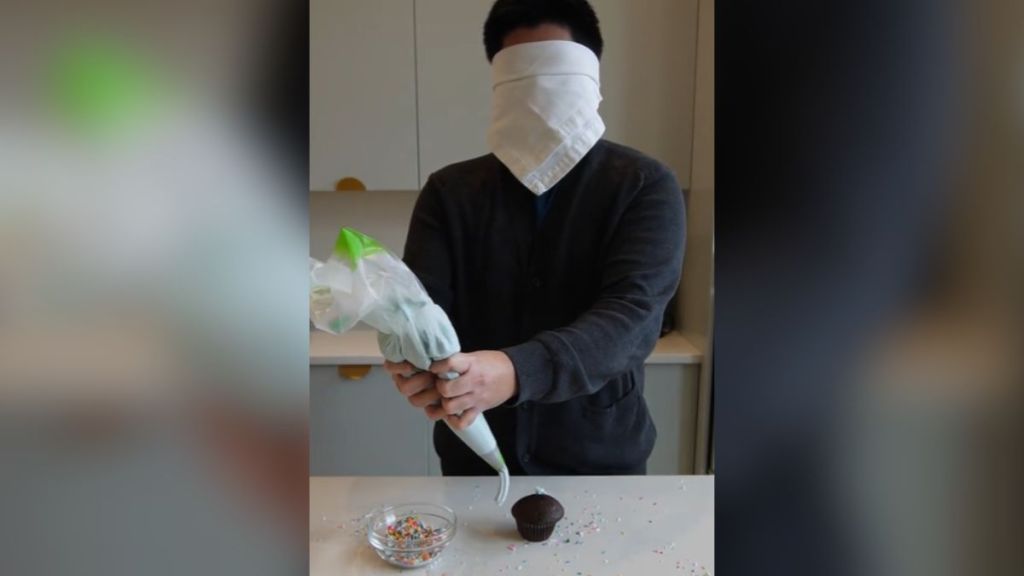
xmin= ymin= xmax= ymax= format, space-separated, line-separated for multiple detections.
xmin=49 ymin=37 xmax=163 ymax=135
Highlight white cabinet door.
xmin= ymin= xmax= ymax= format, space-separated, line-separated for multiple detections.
xmin=414 ymin=0 xmax=495 ymax=186
xmin=310 ymin=0 xmax=419 ymax=191
xmin=310 ymin=366 xmax=433 ymax=475
xmin=643 ymin=365 xmax=700 ymax=474
xmin=590 ymin=0 xmax=699 ymax=186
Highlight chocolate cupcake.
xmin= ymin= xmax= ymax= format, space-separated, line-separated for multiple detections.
xmin=511 ymin=493 xmax=564 ymax=542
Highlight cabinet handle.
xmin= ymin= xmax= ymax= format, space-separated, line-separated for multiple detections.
xmin=335 ymin=177 xmax=366 ymax=192
xmin=338 ymin=365 xmax=372 ymax=380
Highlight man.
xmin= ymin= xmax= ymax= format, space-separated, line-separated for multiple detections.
xmin=385 ymin=0 xmax=685 ymax=476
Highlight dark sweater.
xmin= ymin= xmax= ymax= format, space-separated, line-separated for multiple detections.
xmin=403 ymin=140 xmax=686 ymax=475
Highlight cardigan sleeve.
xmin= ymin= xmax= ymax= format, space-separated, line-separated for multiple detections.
xmin=502 ymin=169 xmax=686 ymax=404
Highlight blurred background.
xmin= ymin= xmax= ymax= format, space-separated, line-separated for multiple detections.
xmin=716 ymin=0 xmax=1023 ymax=575
xmin=0 ymin=0 xmax=308 ymax=574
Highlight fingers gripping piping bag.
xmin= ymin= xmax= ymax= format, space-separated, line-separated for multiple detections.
xmin=310 ymin=228 xmax=510 ymax=505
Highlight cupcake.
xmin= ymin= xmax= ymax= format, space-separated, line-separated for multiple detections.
xmin=511 ymin=493 xmax=564 ymax=542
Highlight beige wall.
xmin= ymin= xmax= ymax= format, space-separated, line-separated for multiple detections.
xmin=680 ymin=0 xmax=714 ymax=473
xmin=678 ymin=0 xmax=714 ymax=343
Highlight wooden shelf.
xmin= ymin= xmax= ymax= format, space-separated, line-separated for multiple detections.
xmin=310 ymin=329 xmax=702 ymax=366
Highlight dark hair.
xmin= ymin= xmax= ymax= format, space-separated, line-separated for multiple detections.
xmin=483 ymin=0 xmax=603 ymax=62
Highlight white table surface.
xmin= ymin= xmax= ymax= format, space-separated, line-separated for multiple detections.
xmin=310 ymin=476 xmax=714 ymax=575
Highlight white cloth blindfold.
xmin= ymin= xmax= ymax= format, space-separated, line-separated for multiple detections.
xmin=487 ymin=40 xmax=605 ymax=195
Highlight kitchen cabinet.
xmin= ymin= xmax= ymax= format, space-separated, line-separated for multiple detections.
xmin=310 ymin=362 xmax=700 ymax=476
xmin=413 ymin=0 xmax=494 ymax=187
xmin=644 ymin=364 xmax=701 ymax=474
xmin=309 ymin=0 xmax=419 ymax=191
xmin=310 ymin=365 xmax=433 ymax=475
xmin=589 ymin=0 xmax=699 ymax=185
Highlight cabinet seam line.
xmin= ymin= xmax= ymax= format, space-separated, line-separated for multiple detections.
xmin=413 ymin=0 xmax=422 ymax=186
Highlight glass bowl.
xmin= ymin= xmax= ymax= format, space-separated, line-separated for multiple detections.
xmin=366 ymin=503 xmax=457 ymax=569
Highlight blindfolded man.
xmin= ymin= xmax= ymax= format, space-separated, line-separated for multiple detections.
xmin=386 ymin=0 xmax=686 ymax=476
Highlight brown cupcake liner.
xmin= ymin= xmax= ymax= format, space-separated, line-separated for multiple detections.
xmin=515 ymin=520 xmax=558 ymax=542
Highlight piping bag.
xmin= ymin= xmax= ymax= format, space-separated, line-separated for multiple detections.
xmin=310 ymin=228 xmax=510 ymax=505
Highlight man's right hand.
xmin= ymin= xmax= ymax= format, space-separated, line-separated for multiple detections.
xmin=384 ymin=361 xmax=443 ymax=409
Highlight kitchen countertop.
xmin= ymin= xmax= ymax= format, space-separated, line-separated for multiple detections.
xmin=310 ymin=475 xmax=714 ymax=575
xmin=310 ymin=330 xmax=703 ymax=366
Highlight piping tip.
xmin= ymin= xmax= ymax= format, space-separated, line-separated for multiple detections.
xmin=496 ymin=467 xmax=510 ymax=505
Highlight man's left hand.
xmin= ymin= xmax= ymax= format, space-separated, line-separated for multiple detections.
xmin=427 ymin=351 xmax=517 ymax=430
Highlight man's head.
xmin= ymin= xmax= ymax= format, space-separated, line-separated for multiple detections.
xmin=483 ymin=0 xmax=603 ymax=62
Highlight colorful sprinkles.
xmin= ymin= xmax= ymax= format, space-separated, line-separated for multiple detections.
xmin=379 ymin=515 xmax=447 ymax=568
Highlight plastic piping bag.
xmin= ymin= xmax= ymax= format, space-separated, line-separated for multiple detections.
xmin=310 ymin=228 xmax=509 ymax=505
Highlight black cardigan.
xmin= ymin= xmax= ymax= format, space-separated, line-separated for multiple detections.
xmin=404 ymin=139 xmax=686 ymax=475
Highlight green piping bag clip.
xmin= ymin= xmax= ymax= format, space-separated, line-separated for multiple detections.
xmin=333 ymin=227 xmax=385 ymax=267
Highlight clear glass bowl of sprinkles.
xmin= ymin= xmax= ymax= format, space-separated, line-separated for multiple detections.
xmin=366 ymin=503 xmax=457 ymax=569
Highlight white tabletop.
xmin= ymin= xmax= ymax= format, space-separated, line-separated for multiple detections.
xmin=310 ymin=476 xmax=714 ymax=575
